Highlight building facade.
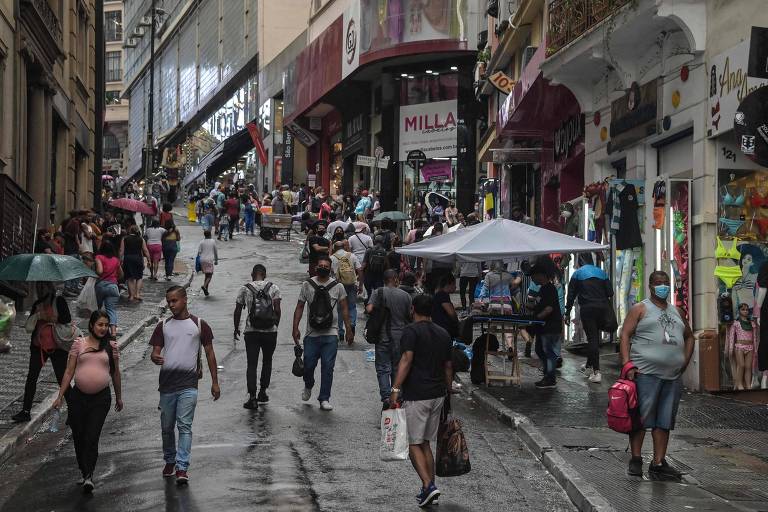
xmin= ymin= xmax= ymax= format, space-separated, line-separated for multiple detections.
xmin=104 ymin=0 xmax=128 ymax=183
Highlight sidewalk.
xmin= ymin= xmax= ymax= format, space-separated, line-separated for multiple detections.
xmin=0 ymin=260 xmax=192 ymax=465
xmin=463 ymin=347 xmax=768 ymax=511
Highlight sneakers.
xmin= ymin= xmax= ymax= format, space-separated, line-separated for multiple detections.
xmin=176 ymin=470 xmax=189 ymax=485
xmin=243 ymin=397 xmax=259 ymax=410
xmin=535 ymin=377 xmax=557 ymax=389
xmin=82 ymin=477 xmax=95 ymax=493
xmin=579 ymin=364 xmax=592 ymax=376
xmin=417 ymin=481 xmax=440 ymax=507
xmin=201 ymin=286 xmax=209 ymax=296
xmin=649 ymin=459 xmax=683 ymax=480
xmin=162 ymin=463 xmax=176 ymax=477
xmin=257 ymin=390 xmax=269 ymax=403
xmin=319 ymin=401 xmax=333 ymax=411
xmin=11 ymin=410 xmax=31 ymax=423
xmin=588 ymin=371 xmax=602 ymax=384
xmin=301 ymin=388 xmax=311 ymax=401
xmin=627 ymin=456 xmax=643 ymax=476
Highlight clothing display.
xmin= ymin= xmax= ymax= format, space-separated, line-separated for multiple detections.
xmin=757 ymin=262 xmax=768 ymax=372
xmin=719 ymin=217 xmax=745 ymax=236
xmin=652 ymin=180 xmax=666 ymax=230
xmin=722 ymin=188 xmax=745 ymax=207
xmin=714 ymin=265 xmax=743 ymax=289
xmin=607 ymin=183 xmax=643 ymax=249
xmin=715 ymin=237 xmax=741 ymax=260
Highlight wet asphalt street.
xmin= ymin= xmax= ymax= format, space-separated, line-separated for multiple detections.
xmin=0 ymin=221 xmax=575 ymax=511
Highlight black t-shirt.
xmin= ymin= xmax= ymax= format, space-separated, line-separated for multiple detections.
xmin=534 ymin=282 xmax=563 ymax=335
xmin=611 ymin=184 xmax=642 ymax=250
xmin=400 ymin=321 xmax=452 ymax=401
xmin=432 ymin=290 xmax=458 ymax=338
xmin=308 ymin=235 xmax=330 ymax=263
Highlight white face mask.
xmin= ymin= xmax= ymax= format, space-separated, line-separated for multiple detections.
xmin=561 ymin=210 xmax=572 ymax=218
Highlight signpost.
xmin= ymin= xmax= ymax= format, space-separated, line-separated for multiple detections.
xmin=356 ymin=155 xmax=390 ymax=169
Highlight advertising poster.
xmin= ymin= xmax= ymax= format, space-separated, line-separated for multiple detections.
xmin=398 ymin=100 xmax=457 ymax=160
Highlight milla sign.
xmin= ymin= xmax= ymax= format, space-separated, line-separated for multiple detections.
xmin=398 ymin=100 xmax=458 ymax=160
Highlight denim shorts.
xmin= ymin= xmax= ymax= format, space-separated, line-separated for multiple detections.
xmin=635 ymin=373 xmax=683 ymax=431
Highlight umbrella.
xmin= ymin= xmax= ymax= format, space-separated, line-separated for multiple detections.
xmin=396 ymin=218 xmax=608 ymax=263
xmin=372 ymin=211 xmax=410 ymax=223
xmin=423 ymin=223 xmax=447 ymax=237
xmin=102 ymin=175 xmax=115 ymax=180
xmin=109 ymin=198 xmax=157 ymax=215
xmin=0 ymin=254 xmax=97 ymax=282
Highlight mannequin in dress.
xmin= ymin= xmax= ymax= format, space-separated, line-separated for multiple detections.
xmin=727 ymin=303 xmax=759 ymax=390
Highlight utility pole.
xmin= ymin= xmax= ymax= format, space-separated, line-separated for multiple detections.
xmin=144 ymin=0 xmax=156 ymax=195
xmin=94 ymin=0 xmax=105 ymax=210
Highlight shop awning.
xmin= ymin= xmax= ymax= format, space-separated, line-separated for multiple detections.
xmin=183 ymin=127 xmax=255 ymax=188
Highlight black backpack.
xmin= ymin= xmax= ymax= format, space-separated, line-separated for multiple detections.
xmin=246 ymin=282 xmax=276 ymax=329
xmin=367 ymin=247 xmax=388 ymax=275
xmin=307 ymin=279 xmax=338 ymax=330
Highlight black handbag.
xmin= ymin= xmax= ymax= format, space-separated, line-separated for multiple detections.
xmin=292 ymin=346 xmax=304 ymax=377
xmin=600 ymin=304 xmax=619 ymax=333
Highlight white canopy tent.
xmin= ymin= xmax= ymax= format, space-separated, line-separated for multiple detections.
xmin=395 ymin=218 xmax=608 ymax=263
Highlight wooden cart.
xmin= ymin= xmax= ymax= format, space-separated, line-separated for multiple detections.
xmin=260 ymin=213 xmax=293 ymax=240
xmin=471 ymin=315 xmax=543 ymax=387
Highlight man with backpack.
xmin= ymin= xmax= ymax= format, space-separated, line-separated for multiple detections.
xmin=330 ymin=241 xmax=363 ymax=343
xmin=363 ymin=235 xmax=389 ymax=305
xmin=233 ymin=264 xmax=282 ymax=410
xmin=292 ymin=255 xmax=354 ymax=410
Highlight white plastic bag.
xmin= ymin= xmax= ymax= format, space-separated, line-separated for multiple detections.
xmin=380 ymin=407 xmax=408 ymax=461
xmin=76 ymin=277 xmax=98 ymax=318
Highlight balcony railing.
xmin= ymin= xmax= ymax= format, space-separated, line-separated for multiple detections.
xmin=21 ymin=0 xmax=63 ymax=49
xmin=547 ymin=0 xmax=631 ymax=56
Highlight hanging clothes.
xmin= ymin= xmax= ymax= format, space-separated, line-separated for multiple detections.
xmin=608 ymin=184 xmax=643 ymax=249
xmin=652 ymin=180 xmax=666 ymax=229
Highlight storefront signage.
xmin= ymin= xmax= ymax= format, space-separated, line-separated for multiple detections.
xmin=553 ymin=113 xmax=584 ymax=160
xmin=717 ymin=138 xmax=763 ymax=170
xmin=419 ymin=160 xmax=453 ymax=183
xmin=708 ymin=37 xmax=768 ymax=137
xmin=356 ymin=155 xmax=390 ymax=169
xmin=343 ymin=113 xmax=366 ymax=157
xmin=341 ymin=0 xmax=360 ymax=79
xmin=286 ymin=121 xmax=319 ymax=147
xmin=488 ymin=71 xmax=515 ymax=94
xmin=734 ymin=86 xmax=768 ymax=167
xmin=282 ymin=129 xmax=294 ymax=184
xmin=608 ymin=79 xmax=659 ymax=154
xmin=398 ymin=100 xmax=458 ymax=160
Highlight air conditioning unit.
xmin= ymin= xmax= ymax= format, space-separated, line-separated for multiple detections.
xmin=138 ymin=15 xmax=153 ymax=27
xmin=521 ymin=46 xmax=538 ymax=70
xmin=133 ymin=26 xmax=145 ymax=37
xmin=123 ymin=38 xmax=138 ymax=48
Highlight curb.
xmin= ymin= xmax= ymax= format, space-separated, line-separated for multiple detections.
xmin=462 ymin=379 xmax=616 ymax=512
xmin=0 ymin=270 xmax=194 ymax=467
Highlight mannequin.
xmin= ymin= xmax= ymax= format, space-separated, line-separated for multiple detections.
xmin=756 ymin=268 xmax=768 ymax=388
xmin=727 ymin=303 xmax=760 ymax=390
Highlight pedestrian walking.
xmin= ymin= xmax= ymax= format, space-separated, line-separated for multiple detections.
xmin=52 ymin=311 xmax=123 ymax=493
xmin=224 ymin=192 xmax=241 ymax=240
xmin=458 ymin=261 xmax=481 ymax=310
xmin=528 ymin=263 xmax=563 ymax=389
xmin=348 ymin=226 xmax=373 ymax=264
xmin=119 ymin=225 xmax=150 ymax=302
xmin=431 ymin=273 xmax=459 ymax=339
xmin=243 ymin=195 xmax=256 ymax=235
xmin=307 ymin=222 xmax=330 ymax=277
xmin=362 ymin=235 xmax=389 ymax=304
xmin=366 ymin=269 xmax=412 ymax=406
xmin=399 ymin=271 xmax=423 ymax=299
xmin=144 ymin=220 xmax=166 ymax=280
xmin=565 ymin=253 xmax=613 ymax=384
xmin=389 ymin=294 xmax=453 ymax=507
xmin=161 ymin=222 xmax=181 ymax=281
xmin=11 ymin=282 xmax=74 ymax=423
xmin=197 ymin=231 xmax=218 ymax=296
xmin=150 ymin=286 xmax=220 ymax=485
xmin=620 ymin=270 xmax=694 ymax=479
xmin=292 ymin=255 xmax=354 ymax=410
xmin=94 ymin=242 xmax=122 ymax=338
xmin=330 ymin=240 xmax=363 ymax=342
xmin=159 ymin=203 xmax=173 ymax=229
xmin=233 ymin=264 xmax=281 ymax=410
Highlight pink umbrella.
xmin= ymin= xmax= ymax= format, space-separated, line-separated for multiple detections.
xmin=102 ymin=175 xmax=115 ymax=180
xmin=109 ymin=198 xmax=157 ymax=215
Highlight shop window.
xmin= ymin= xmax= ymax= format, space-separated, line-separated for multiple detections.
xmin=105 ymin=10 xmax=122 ymax=42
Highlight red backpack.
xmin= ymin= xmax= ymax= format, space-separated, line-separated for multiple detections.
xmin=606 ymin=362 xmax=642 ymax=434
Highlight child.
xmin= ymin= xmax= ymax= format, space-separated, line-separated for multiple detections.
xmin=217 ymin=212 xmax=229 ymax=241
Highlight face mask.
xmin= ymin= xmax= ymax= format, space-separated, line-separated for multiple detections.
xmin=561 ymin=210 xmax=572 ymax=218
xmin=316 ymin=267 xmax=331 ymax=278
xmin=529 ymin=282 xmax=541 ymax=293
xmin=653 ymin=285 xmax=670 ymax=300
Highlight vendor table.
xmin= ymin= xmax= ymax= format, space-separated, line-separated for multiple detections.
xmin=469 ymin=315 xmax=544 ymax=387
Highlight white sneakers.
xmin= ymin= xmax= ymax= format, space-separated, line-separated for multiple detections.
xmin=319 ymin=401 xmax=333 ymax=411
xmin=580 ymin=364 xmax=592 ymax=376
xmin=301 ymin=388 xmax=311 ymax=401
xmin=301 ymin=388 xmax=333 ymax=410
xmin=588 ymin=371 xmax=602 ymax=384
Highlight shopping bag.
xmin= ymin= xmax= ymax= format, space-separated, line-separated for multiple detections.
xmin=380 ymin=407 xmax=408 ymax=461
xmin=76 ymin=278 xmax=98 ymax=318
xmin=292 ymin=346 xmax=304 ymax=377
xmin=299 ymin=240 xmax=310 ymax=264
xmin=436 ymin=409 xmax=471 ymax=477
xmin=194 ymin=254 xmax=202 ymax=273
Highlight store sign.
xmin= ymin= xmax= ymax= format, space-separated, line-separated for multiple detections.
xmin=282 ymin=130 xmax=294 ymax=183
xmin=734 ymin=86 xmax=768 ymax=167
xmin=356 ymin=155 xmax=390 ymax=169
xmin=286 ymin=121 xmax=319 ymax=147
xmin=553 ymin=113 xmax=584 ymax=160
xmin=398 ymin=100 xmax=458 ymax=160
xmin=717 ymin=138 xmax=763 ymax=170
xmin=608 ymin=79 xmax=659 ymax=154
xmin=419 ymin=160 xmax=452 ymax=183
xmin=488 ymin=71 xmax=515 ymax=94
xmin=708 ymin=37 xmax=768 ymax=137
xmin=342 ymin=113 xmax=366 ymax=157
xmin=307 ymin=173 xmax=316 ymax=187
xmin=341 ymin=0 xmax=360 ymax=79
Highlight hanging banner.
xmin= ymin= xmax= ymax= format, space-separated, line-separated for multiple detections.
xmin=419 ymin=160 xmax=453 ymax=183
xmin=282 ymin=129 xmax=294 ymax=184
xmin=341 ymin=0 xmax=360 ymax=79
xmin=398 ymin=100 xmax=458 ymax=160
xmin=246 ymin=122 xmax=268 ymax=165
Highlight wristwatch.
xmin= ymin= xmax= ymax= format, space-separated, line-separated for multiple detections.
xmin=391 ymin=387 xmax=401 ymax=393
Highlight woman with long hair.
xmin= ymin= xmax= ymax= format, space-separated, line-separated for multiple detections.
xmin=95 ymin=242 xmax=122 ymax=337
xmin=161 ymin=221 xmax=181 ymax=281
xmin=53 ymin=311 xmax=123 ymax=493
xmin=119 ymin=225 xmax=150 ymax=302
xmin=144 ymin=220 xmax=166 ymax=280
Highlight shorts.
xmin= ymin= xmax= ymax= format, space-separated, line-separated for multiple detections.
xmin=404 ymin=396 xmax=445 ymax=445
xmin=635 ymin=373 xmax=683 ymax=431
xmin=147 ymin=243 xmax=163 ymax=262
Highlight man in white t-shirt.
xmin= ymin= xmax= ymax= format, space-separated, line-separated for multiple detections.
xmin=330 ymin=240 xmax=363 ymax=342
xmin=234 ymin=264 xmax=281 ymax=410
xmin=348 ymin=229 xmax=373 ymax=264
xmin=292 ymin=255 xmax=353 ymax=411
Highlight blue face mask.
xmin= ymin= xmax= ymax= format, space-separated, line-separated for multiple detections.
xmin=653 ymin=285 xmax=670 ymax=300
xmin=528 ymin=282 xmax=541 ymax=293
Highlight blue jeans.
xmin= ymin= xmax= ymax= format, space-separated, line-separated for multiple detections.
xmin=94 ymin=280 xmax=119 ymax=326
xmin=159 ymin=388 xmax=198 ymax=471
xmin=635 ymin=374 xmax=683 ymax=431
xmin=303 ymin=335 xmax=338 ymax=402
xmin=244 ymin=210 xmax=255 ymax=234
xmin=375 ymin=339 xmax=401 ymax=402
xmin=535 ymin=334 xmax=562 ymax=380
xmin=337 ymin=284 xmax=357 ymax=338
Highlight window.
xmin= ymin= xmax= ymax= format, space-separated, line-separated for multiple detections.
xmin=77 ymin=4 xmax=88 ymax=79
xmin=105 ymin=10 xmax=122 ymax=42
xmin=104 ymin=132 xmax=120 ymax=159
xmin=105 ymin=90 xmax=121 ymax=105
xmin=106 ymin=51 xmax=121 ymax=82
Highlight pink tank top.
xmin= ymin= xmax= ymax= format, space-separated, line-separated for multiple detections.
xmin=97 ymin=255 xmax=120 ymax=284
xmin=70 ymin=338 xmax=118 ymax=394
